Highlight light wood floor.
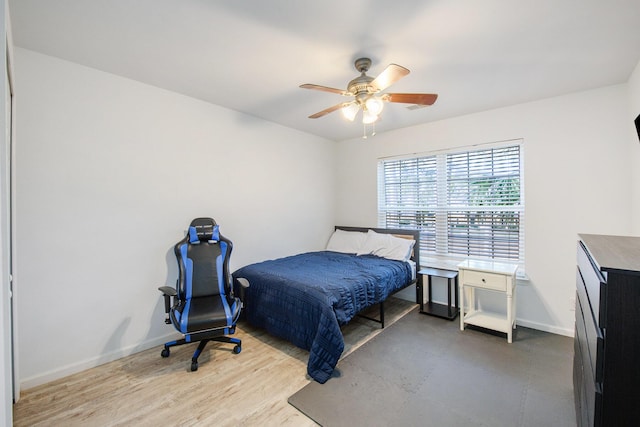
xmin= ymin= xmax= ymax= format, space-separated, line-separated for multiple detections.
xmin=13 ymin=298 xmax=416 ymax=427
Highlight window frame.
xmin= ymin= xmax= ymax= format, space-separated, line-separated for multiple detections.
xmin=377 ymin=139 xmax=525 ymax=273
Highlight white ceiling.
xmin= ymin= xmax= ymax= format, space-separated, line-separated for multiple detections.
xmin=8 ymin=0 xmax=640 ymax=141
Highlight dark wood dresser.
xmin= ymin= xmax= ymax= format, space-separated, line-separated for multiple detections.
xmin=574 ymin=234 xmax=640 ymax=426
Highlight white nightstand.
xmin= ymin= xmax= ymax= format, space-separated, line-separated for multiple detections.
xmin=458 ymin=259 xmax=519 ymax=343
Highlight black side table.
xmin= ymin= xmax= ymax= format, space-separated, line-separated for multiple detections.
xmin=418 ymin=267 xmax=459 ymax=320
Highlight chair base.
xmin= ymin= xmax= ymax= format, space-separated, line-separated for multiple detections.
xmin=161 ymin=335 xmax=242 ymax=371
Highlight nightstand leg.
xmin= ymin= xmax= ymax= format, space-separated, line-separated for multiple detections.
xmin=446 ymin=278 xmax=450 ymax=316
xmin=460 ymin=284 xmax=465 ymax=331
xmin=507 ymin=294 xmax=513 ymax=343
xmin=454 ymin=276 xmax=459 ymax=313
xmin=513 ymin=287 xmax=517 ymax=329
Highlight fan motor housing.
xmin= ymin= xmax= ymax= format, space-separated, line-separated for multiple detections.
xmin=349 ymin=57 xmax=378 ymax=102
xmin=348 ymin=75 xmax=375 ymax=99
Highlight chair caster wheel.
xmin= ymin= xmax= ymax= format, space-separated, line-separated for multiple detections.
xmin=233 ymin=345 xmax=241 ymax=354
xmin=161 ymin=348 xmax=170 ymax=358
xmin=191 ymin=362 xmax=198 ymax=371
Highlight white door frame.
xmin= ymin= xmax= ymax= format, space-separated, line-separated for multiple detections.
xmin=7 ymin=34 xmax=18 ymax=403
xmin=2 ymin=4 xmax=18 ymax=425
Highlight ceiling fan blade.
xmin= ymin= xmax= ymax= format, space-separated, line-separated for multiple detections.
xmin=308 ymin=102 xmax=350 ymax=119
xmin=370 ymin=64 xmax=410 ymax=92
xmin=300 ymin=84 xmax=350 ymax=96
xmin=384 ymin=93 xmax=438 ymax=105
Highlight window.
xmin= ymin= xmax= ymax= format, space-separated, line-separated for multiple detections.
xmin=378 ymin=141 xmax=524 ymax=268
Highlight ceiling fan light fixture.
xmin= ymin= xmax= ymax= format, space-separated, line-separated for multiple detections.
xmin=365 ymin=96 xmax=384 ymax=116
xmin=341 ymin=102 xmax=359 ymax=122
xmin=362 ymin=108 xmax=379 ymax=124
xmin=300 ymin=57 xmax=438 ymax=131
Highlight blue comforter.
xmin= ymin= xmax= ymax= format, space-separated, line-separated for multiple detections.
xmin=232 ymin=251 xmax=413 ymax=383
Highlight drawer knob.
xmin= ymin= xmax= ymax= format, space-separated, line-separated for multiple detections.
xmin=482 ymin=278 xmax=486 ymax=282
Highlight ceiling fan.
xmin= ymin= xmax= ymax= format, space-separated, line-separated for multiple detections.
xmin=300 ymin=57 xmax=438 ymax=125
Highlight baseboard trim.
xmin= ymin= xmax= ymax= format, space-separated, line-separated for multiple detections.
xmin=396 ymin=292 xmax=575 ymax=338
xmin=20 ymin=332 xmax=178 ymax=390
xmin=516 ymin=318 xmax=574 ymax=337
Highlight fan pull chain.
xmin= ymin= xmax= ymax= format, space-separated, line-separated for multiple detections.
xmin=362 ymin=122 xmax=376 ymax=139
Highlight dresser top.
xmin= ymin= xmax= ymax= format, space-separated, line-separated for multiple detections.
xmin=579 ymin=234 xmax=640 ymax=274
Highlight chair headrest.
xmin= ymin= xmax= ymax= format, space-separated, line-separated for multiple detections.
xmin=188 ymin=217 xmax=220 ymax=243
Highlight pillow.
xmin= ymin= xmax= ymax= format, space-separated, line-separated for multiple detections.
xmin=356 ymin=229 xmax=389 ymax=256
xmin=375 ymin=234 xmax=415 ymax=262
xmin=358 ymin=229 xmax=415 ymax=262
xmin=325 ymin=229 xmax=367 ymax=254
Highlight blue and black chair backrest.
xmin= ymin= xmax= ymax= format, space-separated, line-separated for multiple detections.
xmin=171 ymin=217 xmax=238 ymax=335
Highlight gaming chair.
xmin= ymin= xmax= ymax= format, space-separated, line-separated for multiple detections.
xmin=158 ymin=217 xmax=246 ymax=371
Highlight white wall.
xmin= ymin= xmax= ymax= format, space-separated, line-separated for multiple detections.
xmin=14 ymin=48 xmax=336 ymax=388
xmin=335 ymin=84 xmax=634 ymax=335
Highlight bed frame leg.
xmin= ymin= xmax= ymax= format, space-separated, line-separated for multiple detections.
xmin=356 ymin=300 xmax=386 ymax=329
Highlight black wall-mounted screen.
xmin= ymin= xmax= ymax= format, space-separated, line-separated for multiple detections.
xmin=636 ymin=113 xmax=640 ymax=142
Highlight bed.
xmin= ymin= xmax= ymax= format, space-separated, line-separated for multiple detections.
xmin=232 ymin=226 xmax=421 ymax=383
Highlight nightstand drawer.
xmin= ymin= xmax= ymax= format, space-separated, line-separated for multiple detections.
xmin=461 ymin=269 xmax=507 ymax=291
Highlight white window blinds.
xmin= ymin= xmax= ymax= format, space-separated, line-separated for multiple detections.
xmin=378 ymin=142 xmax=524 ymax=265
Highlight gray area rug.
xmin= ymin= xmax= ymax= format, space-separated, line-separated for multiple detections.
xmin=288 ymin=308 xmax=575 ymax=427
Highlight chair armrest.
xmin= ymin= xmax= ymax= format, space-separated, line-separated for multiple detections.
xmin=158 ymin=286 xmax=177 ymax=324
xmin=158 ymin=286 xmax=177 ymax=297
xmin=235 ymin=278 xmax=250 ymax=304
